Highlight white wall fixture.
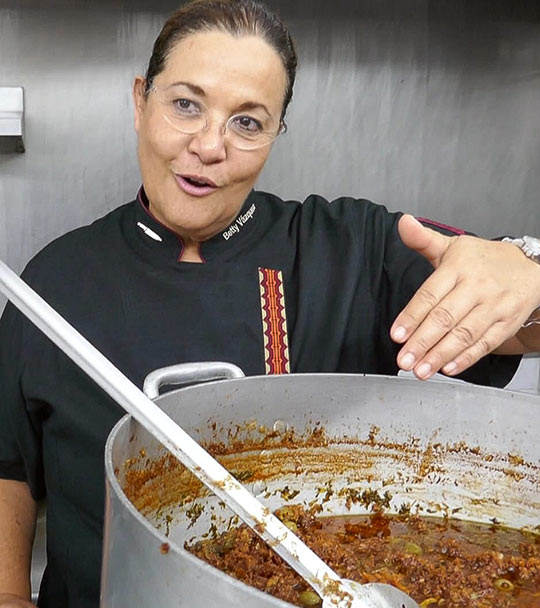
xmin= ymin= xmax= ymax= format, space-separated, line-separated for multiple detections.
xmin=0 ymin=87 xmax=25 ymax=153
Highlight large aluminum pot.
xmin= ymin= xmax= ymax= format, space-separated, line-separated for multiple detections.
xmin=101 ymin=364 xmax=540 ymax=607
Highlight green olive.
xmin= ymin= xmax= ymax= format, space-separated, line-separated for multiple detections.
xmin=299 ymin=590 xmax=322 ymax=606
xmin=404 ymin=541 xmax=423 ymax=555
xmin=283 ymin=520 xmax=298 ymax=532
xmin=221 ymin=537 xmax=236 ymax=551
xmin=494 ymin=578 xmax=515 ymax=592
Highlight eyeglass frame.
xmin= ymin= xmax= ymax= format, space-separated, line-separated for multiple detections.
xmin=146 ymin=83 xmax=288 ymax=151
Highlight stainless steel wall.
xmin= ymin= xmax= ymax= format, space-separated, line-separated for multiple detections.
xmin=269 ymin=0 xmax=540 ymax=240
xmin=1 ymin=0 xmax=539 ymax=278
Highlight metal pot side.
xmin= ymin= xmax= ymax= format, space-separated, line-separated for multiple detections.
xmin=101 ymin=374 xmax=540 ymax=607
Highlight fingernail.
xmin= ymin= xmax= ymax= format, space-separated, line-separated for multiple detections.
xmin=392 ymin=326 xmax=407 ymax=341
xmin=400 ymin=353 xmax=416 ymax=369
xmin=416 ymin=363 xmax=432 ymax=379
xmin=443 ymin=361 xmax=458 ymax=375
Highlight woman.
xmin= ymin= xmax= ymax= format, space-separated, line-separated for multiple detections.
xmin=0 ymin=1 xmax=539 ymax=606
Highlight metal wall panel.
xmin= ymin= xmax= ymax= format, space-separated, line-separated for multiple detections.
xmin=0 ymin=5 xmax=164 ymax=284
xmin=0 ymin=0 xmax=539 ymax=276
xmin=262 ymin=0 xmax=540 ymax=239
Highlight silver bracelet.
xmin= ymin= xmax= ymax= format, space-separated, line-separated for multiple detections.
xmin=523 ymin=307 xmax=540 ymax=328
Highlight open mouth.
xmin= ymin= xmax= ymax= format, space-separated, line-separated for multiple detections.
xmin=184 ymin=176 xmax=213 ymax=187
xmin=175 ymin=174 xmax=218 ymax=197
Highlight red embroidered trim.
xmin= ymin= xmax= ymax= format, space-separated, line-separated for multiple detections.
xmin=258 ymin=268 xmax=290 ymax=375
xmin=416 ymin=217 xmax=465 ymax=236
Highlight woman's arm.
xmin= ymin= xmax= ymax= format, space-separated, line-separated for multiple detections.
xmin=391 ymin=214 xmax=540 ymax=380
xmin=0 ymin=480 xmax=37 ymax=607
xmin=0 ymin=596 xmax=35 ymax=608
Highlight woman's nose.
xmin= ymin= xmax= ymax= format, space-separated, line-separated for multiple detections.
xmin=187 ymin=122 xmax=227 ymax=164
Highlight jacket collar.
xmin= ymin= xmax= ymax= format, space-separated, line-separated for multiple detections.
xmin=131 ymin=186 xmax=262 ymax=263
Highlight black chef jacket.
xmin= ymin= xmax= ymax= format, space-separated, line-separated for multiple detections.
xmin=0 ymin=189 xmax=520 ymax=607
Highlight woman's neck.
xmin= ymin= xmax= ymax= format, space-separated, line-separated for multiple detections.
xmin=179 ymin=241 xmax=204 ymax=263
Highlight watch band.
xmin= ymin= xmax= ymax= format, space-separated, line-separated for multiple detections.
xmin=502 ymin=235 xmax=540 ymax=265
xmin=522 ymin=307 xmax=540 ymax=328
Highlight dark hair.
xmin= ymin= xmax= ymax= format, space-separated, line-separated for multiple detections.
xmin=144 ymin=0 xmax=297 ymax=120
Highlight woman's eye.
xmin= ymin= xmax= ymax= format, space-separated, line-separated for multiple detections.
xmin=232 ymin=115 xmax=263 ymax=134
xmin=171 ymin=98 xmax=199 ymax=116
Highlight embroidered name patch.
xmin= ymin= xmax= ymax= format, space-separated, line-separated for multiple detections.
xmin=258 ymin=268 xmax=290 ymax=375
xmin=223 ymin=203 xmax=256 ymax=240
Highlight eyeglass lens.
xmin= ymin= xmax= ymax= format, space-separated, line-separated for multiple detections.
xmin=152 ymin=84 xmax=285 ymax=150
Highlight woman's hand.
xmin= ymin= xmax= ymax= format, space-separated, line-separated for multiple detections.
xmin=391 ymin=214 xmax=540 ymax=380
xmin=0 ymin=595 xmax=35 ymax=608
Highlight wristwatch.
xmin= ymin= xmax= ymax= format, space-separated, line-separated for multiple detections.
xmin=502 ymin=235 xmax=540 ymax=265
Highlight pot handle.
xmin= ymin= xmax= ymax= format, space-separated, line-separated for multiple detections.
xmin=143 ymin=361 xmax=245 ymax=399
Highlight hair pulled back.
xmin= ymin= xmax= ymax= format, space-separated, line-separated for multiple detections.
xmin=145 ymin=0 xmax=297 ymax=120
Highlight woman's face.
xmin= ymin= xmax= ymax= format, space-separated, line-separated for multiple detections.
xmin=133 ymin=30 xmax=287 ymax=244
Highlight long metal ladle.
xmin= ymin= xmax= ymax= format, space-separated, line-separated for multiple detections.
xmin=0 ymin=258 xmax=419 ymax=608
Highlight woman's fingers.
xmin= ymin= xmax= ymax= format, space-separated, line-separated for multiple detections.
xmin=440 ymin=321 xmax=510 ymax=377
xmin=391 ymin=271 xmax=460 ymax=350
xmin=392 ymin=233 xmax=540 ymax=379
xmin=395 ymin=297 xmax=478 ymax=377
xmin=400 ymin=306 xmax=516 ymax=380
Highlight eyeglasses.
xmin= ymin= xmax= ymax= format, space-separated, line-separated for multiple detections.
xmin=148 ymin=84 xmax=287 ymax=151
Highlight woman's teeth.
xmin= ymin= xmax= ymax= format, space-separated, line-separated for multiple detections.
xmin=185 ymin=177 xmax=210 ymax=187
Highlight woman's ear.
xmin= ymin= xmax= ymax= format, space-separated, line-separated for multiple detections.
xmin=133 ymin=76 xmax=147 ymax=133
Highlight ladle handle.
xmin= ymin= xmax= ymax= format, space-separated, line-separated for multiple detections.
xmin=0 ymin=259 xmax=372 ymax=607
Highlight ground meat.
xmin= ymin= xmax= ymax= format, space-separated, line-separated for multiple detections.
xmin=187 ymin=506 xmax=540 ymax=607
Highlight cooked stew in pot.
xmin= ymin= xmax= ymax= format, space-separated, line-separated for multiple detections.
xmin=187 ymin=505 xmax=540 ymax=607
